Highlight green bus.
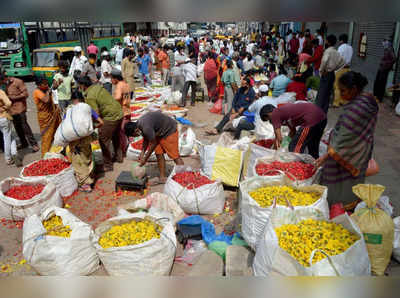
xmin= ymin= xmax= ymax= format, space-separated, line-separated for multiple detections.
xmin=0 ymin=22 xmax=124 ymax=78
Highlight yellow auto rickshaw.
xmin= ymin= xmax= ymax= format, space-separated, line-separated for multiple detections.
xmin=32 ymin=47 xmax=76 ymax=83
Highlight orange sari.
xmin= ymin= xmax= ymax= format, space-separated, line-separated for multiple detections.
xmin=33 ymin=89 xmax=61 ymax=157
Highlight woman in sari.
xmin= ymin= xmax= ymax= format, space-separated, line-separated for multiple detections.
xmin=315 ymin=71 xmax=378 ymax=208
xmin=32 ymin=76 xmax=61 ymax=157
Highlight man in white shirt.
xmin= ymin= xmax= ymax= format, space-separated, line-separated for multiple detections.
xmin=298 ymin=32 xmax=305 ymax=54
xmin=172 ymin=46 xmax=187 ymax=92
xmin=69 ymin=46 xmax=85 ymax=78
xmin=100 ymin=51 xmax=113 ymax=94
xmin=124 ymin=33 xmax=132 ymax=47
xmin=180 ymin=58 xmax=198 ymax=107
xmin=316 ymin=29 xmax=324 ymax=46
xmin=337 ymin=34 xmax=353 ymax=66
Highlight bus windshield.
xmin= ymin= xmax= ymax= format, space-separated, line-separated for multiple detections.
xmin=0 ymin=23 xmax=23 ymax=50
xmin=33 ymin=51 xmax=58 ymax=67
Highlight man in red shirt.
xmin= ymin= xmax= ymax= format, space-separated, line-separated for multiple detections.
xmin=306 ymin=39 xmax=324 ymax=76
xmin=87 ymin=41 xmax=98 ymax=56
xmin=286 ymin=74 xmax=307 ymax=101
xmin=260 ymin=102 xmax=326 ymax=158
xmin=288 ymin=35 xmax=300 ymax=66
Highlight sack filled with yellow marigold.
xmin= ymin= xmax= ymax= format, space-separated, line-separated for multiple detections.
xmin=94 ymin=212 xmax=176 ymax=276
xmin=240 ymin=175 xmax=329 ymax=250
xmin=22 ymin=206 xmax=100 ymax=276
xmin=253 ymin=206 xmax=371 ymax=276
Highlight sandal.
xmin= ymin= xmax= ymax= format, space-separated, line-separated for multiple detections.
xmin=79 ymin=184 xmax=92 ymax=193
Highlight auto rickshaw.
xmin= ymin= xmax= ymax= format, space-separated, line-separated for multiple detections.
xmin=32 ymin=47 xmax=76 ymax=83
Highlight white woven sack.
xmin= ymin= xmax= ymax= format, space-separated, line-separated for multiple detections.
xmin=240 ymin=175 xmax=329 ymax=251
xmin=242 ymin=143 xmax=275 ymax=179
xmin=54 ymin=103 xmax=94 ymax=147
xmin=252 ymin=150 xmax=320 ymax=186
xmin=20 ymin=153 xmax=78 ymax=197
xmin=253 ymin=207 xmax=371 ymax=276
xmin=93 ymin=212 xmax=176 ymax=276
xmin=22 ymin=206 xmax=99 ymax=276
xmin=393 ymin=217 xmax=400 ymax=263
xmin=164 ymin=165 xmax=225 ymax=215
xmin=179 ymin=128 xmax=196 ymax=156
xmin=0 ymin=177 xmax=62 ymax=221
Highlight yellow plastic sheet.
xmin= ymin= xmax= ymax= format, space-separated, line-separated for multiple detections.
xmin=211 ymin=146 xmax=243 ymax=187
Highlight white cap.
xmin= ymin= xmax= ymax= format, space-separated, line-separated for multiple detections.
xmin=74 ymin=46 xmax=82 ymax=52
xmin=102 ymin=51 xmax=109 ymax=56
xmin=259 ymin=85 xmax=269 ymax=92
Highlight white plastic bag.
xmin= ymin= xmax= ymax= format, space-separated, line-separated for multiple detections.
xmin=355 ymin=196 xmax=393 ymax=217
xmin=319 ymin=128 xmax=332 ymax=157
xmin=164 ymin=165 xmax=225 ymax=215
xmin=255 ymin=119 xmax=275 ymax=140
xmin=179 ymin=127 xmax=196 ymax=156
xmin=216 ymin=132 xmax=252 ymax=152
xmin=276 ymin=92 xmax=296 ymax=105
xmin=240 ymin=175 xmax=329 ymax=250
xmin=0 ymin=177 xmax=62 ymax=220
xmin=253 ymin=207 xmax=371 ymax=276
xmin=232 ymin=116 xmax=246 ymax=129
xmin=20 ymin=153 xmax=78 ymax=197
xmin=93 ymin=212 xmax=176 ymax=276
xmin=166 ymin=91 xmax=182 ymax=105
xmin=54 ymin=103 xmax=94 ymax=147
xmin=22 ymin=206 xmax=99 ymax=276
xmin=242 ymin=143 xmax=275 ymax=179
xmin=393 ymin=217 xmax=400 ymax=263
xmin=118 ymin=192 xmax=185 ymax=225
xmin=252 ymin=150 xmax=320 ymax=186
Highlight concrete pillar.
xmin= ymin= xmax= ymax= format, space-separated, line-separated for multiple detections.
xmin=348 ymin=22 xmax=354 ymax=45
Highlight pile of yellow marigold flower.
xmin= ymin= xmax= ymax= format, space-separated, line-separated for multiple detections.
xmin=43 ymin=215 xmax=71 ymax=238
xmin=249 ymin=186 xmax=320 ymax=208
xmin=99 ymin=219 xmax=162 ymax=249
xmin=275 ymin=219 xmax=359 ymax=267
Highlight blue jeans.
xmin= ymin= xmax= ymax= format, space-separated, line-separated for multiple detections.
xmin=0 ymin=117 xmax=17 ymax=162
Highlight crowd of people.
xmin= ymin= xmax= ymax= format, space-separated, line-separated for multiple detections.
xmin=0 ymin=27 xmax=396 ymax=207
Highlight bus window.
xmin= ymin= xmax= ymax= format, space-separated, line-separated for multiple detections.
xmin=33 ymin=51 xmax=58 ymax=67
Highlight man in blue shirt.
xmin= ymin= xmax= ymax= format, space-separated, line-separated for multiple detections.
xmin=270 ymin=66 xmax=291 ymax=97
xmin=206 ymin=77 xmax=255 ymax=136
xmin=136 ymin=48 xmax=151 ymax=87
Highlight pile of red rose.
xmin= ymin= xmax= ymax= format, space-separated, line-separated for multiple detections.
xmin=131 ymin=139 xmax=144 ymax=150
xmin=253 ymin=139 xmax=275 ymax=149
xmin=23 ymin=158 xmax=70 ymax=176
xmin=255 ymin=161 xmax=315 ymax=180
xmin=5 ymin=184 xmax=45 ymax=200
xmin=173 ymin=171 xmax=214 ymax=189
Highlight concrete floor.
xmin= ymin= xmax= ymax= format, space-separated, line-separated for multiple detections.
xmin=0 ymin=82 xmax=399 ymax=275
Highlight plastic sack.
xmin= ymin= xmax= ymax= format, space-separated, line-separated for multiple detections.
xmin=240 ymin=175 xmax=329 ymax=250
xmin=164 ymin=165 xmax=225 ymax=215
xmin=216 ymin=133 xmax=253 ymax=152
xmin=255 ymin=119 xmax=275 ymax=140
xmin=174 ymin=240 xmax=207 ymax=265
xmin=130 ymin=161 xmax=146 ymax=180
xmin=319 ymin=128 xmax=332 ymax=157
xmin=393 ymin=217 xmax=400 ymax=263
xmin=117 ymin=192 xmax=185 ymax=225
xmin=179 ymin=127 xmax=196 ymax=156
xmin=22 ymin=206 xmax=99 ymax=276
xmin=355 ymin=195 xmax=393 ymax=217
xmin=351 ymin=184 xmax=394 ymax=276
xmin=253 ymin=207 xmax=371 ymax=276
xmin=54 ymin=103 xmax=94 ymax=147
xmin=20 ymin=153 xmax=78 ymax=197
xmin=242 ymin=143 xmax=275 ymax=179
xmin=0 ymin=177 xmax=62 ymax=220
xmin=396 ymin=101 xmax=400 ymax=116
xmin=252 ymin=150 xmax=320 ymax=186
xmin=232 ymin=116 xmax=246 ymax=129
xmin=199 ymin=144 xmax=244 ymax=187
xmin=276 ymin=92 xmax=296 ymax=105
xmin=210 ymin=98 xmax=223 ymax=114
xmin=93 ymin=212 xmax=176 ymax=276
xmin=166 ymin=91 xmax=182 ymax=105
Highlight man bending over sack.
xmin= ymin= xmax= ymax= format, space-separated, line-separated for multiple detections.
xmin=125 ymin=111 xmax=184 ymax=185
xmin=260 ymin=102 xmax=326 ymax=159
